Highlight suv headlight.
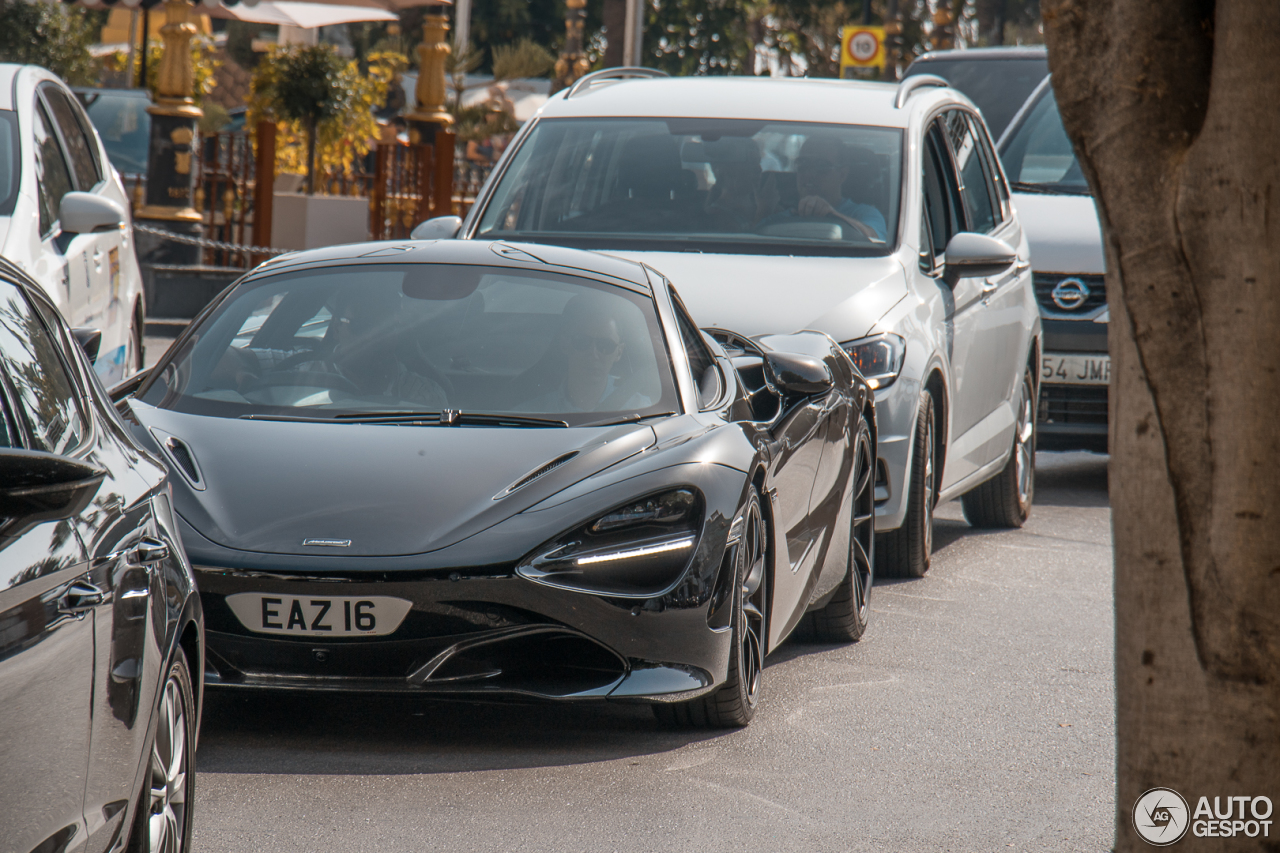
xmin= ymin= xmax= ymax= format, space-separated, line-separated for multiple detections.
xmin=516 ymin=488 xmax=702 ymax=597
xmin=842 ymin=333 xmax=906 ymax=390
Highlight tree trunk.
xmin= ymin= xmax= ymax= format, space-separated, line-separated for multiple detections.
xmin=305 ymin=115 xmax=318 ymax=196
xmin=1043 ymin=1 xmax=1280 ymax=849
xmin=602 ymin=0 xmax=626 ymax=67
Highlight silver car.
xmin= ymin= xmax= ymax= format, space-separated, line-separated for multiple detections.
xmin=417 ymin=71 xmax=1042 ymax=579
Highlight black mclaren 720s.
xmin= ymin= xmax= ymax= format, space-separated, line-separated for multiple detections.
xmin=112 ymin=239 xmax=877 ymax=727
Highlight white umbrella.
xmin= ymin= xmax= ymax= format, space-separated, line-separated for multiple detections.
xmin=211 ymin=0 xmax=397 ymax=26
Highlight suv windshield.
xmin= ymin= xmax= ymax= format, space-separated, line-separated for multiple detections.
xmin=998 ymin=83 xmax=1090 ymax=196
xmin=476 ymin=118 xmax=903 ymax=256
xmin=139 ymin=263 xmax=679 ymax=426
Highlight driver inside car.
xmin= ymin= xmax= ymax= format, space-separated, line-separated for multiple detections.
xmin=211 ymin=288 xmax=449 ymax=409
xmin=299 ymin=290 xmax=449 ymax=408
xmin=758 ymin=134 xmax=887 ymax=242
xmin=519 ymin=294 xmax=653 ymax=413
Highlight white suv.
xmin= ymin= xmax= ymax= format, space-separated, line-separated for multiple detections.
xmin=418 ymin=71 xmax=1042 ymax=578
xmin=0 ymin=65 xmax=146 ymax=383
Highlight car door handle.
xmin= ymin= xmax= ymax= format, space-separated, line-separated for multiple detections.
xmin=128 ymin=536 xmax=170 ymax=566
xmin=59 ymin=581 xmax=106 ymax=614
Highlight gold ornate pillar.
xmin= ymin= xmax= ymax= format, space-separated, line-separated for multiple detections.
xmin=553 ymin=0 xmax=591 ymax=92
xmin=405 ymin=2 xmax=455 ymax=140
xmin=139 ymin=0 xmax=203 ymax=227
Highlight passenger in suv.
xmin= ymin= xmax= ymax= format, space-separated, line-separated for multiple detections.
xmin=415 ymin=72 xmax=1042 ymax=580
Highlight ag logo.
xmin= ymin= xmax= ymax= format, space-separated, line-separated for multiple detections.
xmin=1134 ymin=788 xmax=1190 ymax=846
xmin=1051 ymin=277 xmax=1091 ymax=310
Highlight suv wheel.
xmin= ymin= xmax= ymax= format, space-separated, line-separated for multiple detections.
xmin=961 ymin=365 xmax=1036 ymax=528
xmin=877 ymin=391 xmax=936 ymax=579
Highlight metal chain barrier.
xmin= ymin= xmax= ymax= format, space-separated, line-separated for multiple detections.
xmin=133 ymin=222 xmax=293 ymax=257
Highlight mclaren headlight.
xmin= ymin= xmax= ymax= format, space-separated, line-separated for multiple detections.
xmin=516 ymin=488 xmax=703 ymax=597
xmin=842 ymin=332 xmax=906 ymax=390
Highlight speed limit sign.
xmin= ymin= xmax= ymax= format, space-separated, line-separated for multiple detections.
xmin=840 ymin=26 xmax=886 ymax=72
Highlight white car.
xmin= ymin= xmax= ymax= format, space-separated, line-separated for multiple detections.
xmin=0 ymin=64 xmax=146 ymax=383
xmin=997 ymin=75 xmax=1109 ymax=452
xmin=417 ymin=71 xmax=1042 ymax=579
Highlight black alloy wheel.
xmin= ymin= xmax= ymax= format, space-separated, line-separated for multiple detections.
xmin=961 ymin=365 xmax=1036 ymax=528
xmin=804 ymin=416 xmax=875 ymax=641
xmin=128 ymin=653 xmax=196 ymax=853
xmin=877 ymin=391 xmax=936 ymax=579
xmin=654 ymin=487 xmax=768 ymax=728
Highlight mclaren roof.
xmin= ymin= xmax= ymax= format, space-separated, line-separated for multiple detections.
xmin=246 ymin=239 xmax=654 ymax=290
xmin=536 ymin=76 xmax=915 ymax=128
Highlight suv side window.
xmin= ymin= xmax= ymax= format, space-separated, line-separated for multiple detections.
xmin=42 ymin=86 xmax=101 ymax=190
xmin=0 ymin=281 xmax=86 ymax=455
xmin=968 ymin=114 xmax=1009 ymax=220
xmin=670 ymin=290 xmax=720 ymax=409
xmin=34 ymin=102 xmax=75 ymax=237
xmin=944 ymin=109 xmax=997 ymax=234
xmin=922 ymin=122 xmax=964 ymax=266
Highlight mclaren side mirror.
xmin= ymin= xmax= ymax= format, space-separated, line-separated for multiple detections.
xmin=0 ymin=449 xmax=106 ymax=525
xmin=108 ymin=368 xmax=150 ymax=404
xmin=410 ymin=216 xmax=463 ymax=240
xmin=72 ymin=328 xmax=102 ymax=362
xmin=59 ymin=192 xmax=125 ymax=235
xmin=764 ymin=350 xmax=833 ymax=397
xmin=943 ymin=232 xmax=1017 ymax=284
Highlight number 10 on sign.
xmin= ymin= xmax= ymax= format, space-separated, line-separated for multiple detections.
xmin=840 ymin=26 xmax=886 ymax=74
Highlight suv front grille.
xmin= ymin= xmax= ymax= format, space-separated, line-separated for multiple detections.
xmin=1034 ymin=273 xmax=1107 ymax=317
xmin=1038 ymin=384 xmax=1108 ymax=425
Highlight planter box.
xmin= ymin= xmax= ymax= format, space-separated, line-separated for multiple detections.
xmin=271 ymin=192 xmax=370 ymax=251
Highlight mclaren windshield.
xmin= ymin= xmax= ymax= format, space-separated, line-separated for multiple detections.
xmin=139 ymin=263 xmax=680 ymax=427
xmin=476 ymin=118 xmax=903 ymax=255
xmin=998 ymin=82 xmax=1091 ymax=196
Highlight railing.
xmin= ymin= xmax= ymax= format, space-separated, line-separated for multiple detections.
xmin=453 ymin=158 xmax=493 ymax=217
xmin=370 ymin=130 xmax=456 ymax=240
xmin=197 ymin=130 xmax=257 ymax=268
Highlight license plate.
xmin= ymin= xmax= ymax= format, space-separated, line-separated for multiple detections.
xmin=225 ymin=593 xmax=412 ymax=637
xmin=1041 ymin=354 xmax=1111 ymax=385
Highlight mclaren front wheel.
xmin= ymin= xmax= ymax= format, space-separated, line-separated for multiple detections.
xmin=803 ymin=415 xmax=874 ymax=642
xmin=654 ymin=486 xmax=767 ymax=729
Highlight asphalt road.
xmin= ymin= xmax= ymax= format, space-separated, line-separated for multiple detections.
xmin=179 ymin=449 xmax=1115 ymax=853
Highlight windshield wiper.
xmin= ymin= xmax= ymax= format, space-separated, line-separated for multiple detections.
xmin=1010 ymin=181 xmax=1092 ymax=197
xmin=243 ymin=410 xmax=569 ymax=427
xmin=577 ymin=411 xmax=678 ymax=428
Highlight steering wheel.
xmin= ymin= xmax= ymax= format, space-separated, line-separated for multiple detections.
xmin=246 ymin=369 xmax=362 ymax=396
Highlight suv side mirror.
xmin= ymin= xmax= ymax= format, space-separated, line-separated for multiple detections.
xmin=764 ymin=350 xmax=833 ymax=396
xmin=410 ymin=216 xmax=463 ymax=240
xmin=943 ymin=232 xmax=1017 ymax=283
xmin=0 ymin=450 xmax=106 ymax=524
xmin=59 ymin=192 xmax=125 ymax=235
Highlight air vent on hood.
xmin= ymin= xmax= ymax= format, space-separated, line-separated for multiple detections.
xmin=150 ymin=428 xmax=206 ymax=490
xmin=494 ymin=452 xmax=578 ymax=499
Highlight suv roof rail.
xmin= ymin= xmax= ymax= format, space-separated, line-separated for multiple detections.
xmin=894 ymin=74 xmax=949 ymax=109
xmin=565 ymin=67 xmax=669 ymax=99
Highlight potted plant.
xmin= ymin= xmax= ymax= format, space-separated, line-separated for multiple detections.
xmin=249 ymin=46 xmax=402 ymax=249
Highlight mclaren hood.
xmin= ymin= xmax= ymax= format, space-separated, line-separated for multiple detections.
xmin=130 ymin=401 xmax=655 ymax=558
xmin=608 ymin=252 xmax=905 ymax=342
